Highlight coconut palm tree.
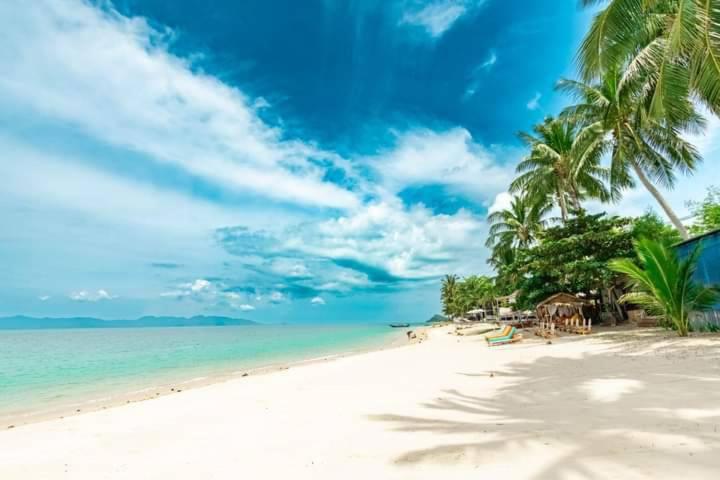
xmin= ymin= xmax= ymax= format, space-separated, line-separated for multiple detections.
xmin=579 ymin=0 xmax=720 ymax=121
xmin=558 ymin=69 xmax=703 ymax=239
xmin=486 ymin=194 xmax=550 ymax=253
xmin=610 ymin=238 xmax=719 ymax=336
xmin=511 ymin=116 xmax=614 ymax=222
xmin=441 ymin=274 xmax=459 ymax=317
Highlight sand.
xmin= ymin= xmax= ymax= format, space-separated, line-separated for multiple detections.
xmin=2 ymin=325 xmax=720 ymax=479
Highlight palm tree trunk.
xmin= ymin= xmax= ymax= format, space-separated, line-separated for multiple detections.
xmin=556 ymin=184 xmax=568 ymax=222
xmin=570 ymin=184 xmax=582 ymax=211
xmin=630 ymin=161 xmax=689 ymax=239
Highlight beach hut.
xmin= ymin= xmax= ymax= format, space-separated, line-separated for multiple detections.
xmin=465 ymin=308 xmax=487 ymax=322
xmin=536 ymin=293 xmax=591 ymax=335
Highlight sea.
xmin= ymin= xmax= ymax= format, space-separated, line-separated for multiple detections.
xmin=0 ymin=323 xmax=403 ymax=425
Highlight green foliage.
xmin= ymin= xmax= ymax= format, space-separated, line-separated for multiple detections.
xmin=512 ymin=116 xmax=613 ymax=221
xmin=632 ymin=211 xmax=683 ymax=247
xmin=440 ymin=274 xmax=496 ymax=318
xmin=688 ymin=186 xmax=720 ymax=236
xmin=486 ymin=194 xmax=549 ymax=275
xmin=578 ymin=0 xmax=720 ymax=120
xmin=505 ymin=212 xmax=635 ymax=309
xmin=558 ymin=69 xmax=701 ymax=239
xmin=610 ymin=238 xmax=720 ymax=337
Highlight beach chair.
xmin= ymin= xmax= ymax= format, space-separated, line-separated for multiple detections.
xmin=485 ymin=325 xmax=512 ymax=340
xmin=487 ymin=327 xmax=522 ymax=346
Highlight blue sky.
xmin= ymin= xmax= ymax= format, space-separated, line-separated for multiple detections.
xmin=1 ymin=0 xmax=717 ymax=322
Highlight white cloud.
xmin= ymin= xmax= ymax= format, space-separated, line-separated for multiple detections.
xmin=372 ymin=128 xmax=516 ymax=204
xmin=69 ymin=289 xmax=116 ymax=302
xmin=527 ymin=92 xmax=542 ymax=111
xmin=269 ymin=291 xmax=285 ymax=303
xmin=463 ymin=51 xmax=497 ymax=100
xmin=400 ymin=1 xmax=484 ymax=38
xmin=161 ymin=278 xmax=216 ymax=300
xmin=239 ymin=304 xmax=256 ymax=311
xmin=38 ymin=295 xmax=51 ymax=301
xmin=190 ymin=279 xmax=211 ymax=292
xmin=480 ymin=51 xmax=497 ymax=69
xmin=311 ymin=296 xmax=326 ymax=306
xmin=488 ymin=192 xmax=513 ymax=214
xmin=219 ymin=197 xmax=493 ymax=282
xmin=0 ymin=0 xmax=360 ymax=210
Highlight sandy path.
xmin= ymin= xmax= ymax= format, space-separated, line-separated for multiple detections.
xmin=2 ymin=326 xmax=720 ymax=479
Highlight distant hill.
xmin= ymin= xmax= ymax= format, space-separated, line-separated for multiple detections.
xmin=0 ymin=315 xmax=257 ymax=330
xmin=426 ymin=314 xmax=448 ymax=323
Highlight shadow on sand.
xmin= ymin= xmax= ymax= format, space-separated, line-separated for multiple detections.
xmin=370 ymin=332 xmax=720 ymax=479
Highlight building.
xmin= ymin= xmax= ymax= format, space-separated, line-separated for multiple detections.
xmin=676 ymin=228 xmax=720 ymax=324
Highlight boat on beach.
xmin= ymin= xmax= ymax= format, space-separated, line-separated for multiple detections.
xmin=388 ymin=323 xmax=410 ymax=328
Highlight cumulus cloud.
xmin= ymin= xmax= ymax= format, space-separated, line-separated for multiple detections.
xmin=217 ymin=197 xmax=491 ymax=295
xmin=488 ymin=192 xmax=513 ymax=214
xmin=69 ymin=289 xmax=116 ymax=302
xmin=239 ymin=304 xmax=256 ymax=311
xmin=372 ymin=128 xmax=516 ymax=205
xmin=0 ymin=0 xmax=360 ymax=210
xmin=400 ymin=1 xmax=485 ymax=38
xmin=269 ymin=291 xmax=285 ymax=303
xmin=311 ymin=296 xmax=326 ymax=306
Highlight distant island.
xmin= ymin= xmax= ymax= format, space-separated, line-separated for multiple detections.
xmin=0 ymin=315 xmax=257 ymax=330
xmin=426 ymin=314 xmax=448 ymax=324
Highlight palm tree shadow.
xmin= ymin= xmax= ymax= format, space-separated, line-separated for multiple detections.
xmin=369 ymin=336 xmax=720 ymax=479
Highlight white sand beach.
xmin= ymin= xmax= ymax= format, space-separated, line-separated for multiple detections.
xmin=2 ymin=325 xmax=720 ymax=479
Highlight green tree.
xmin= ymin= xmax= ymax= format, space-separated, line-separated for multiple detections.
xmin=610 ymin=238 xmax=719 ymax=336
xmin=632 ymin=211 xmax=683 ymax=246
xmin=440 ymin=275 xmax=496 ymax=318
xmin=512 ymin=116 xmax=613 ymax=222
xmin=579 ymin=0 xmax=720 ymax=122
xmin=486 ymin=194 xmax=550 ymax=253
xmin=511 ymin=212 xmax=635 ymax=309
xmin=456 ymin=275 xmax=496 ymax=313
xmin=559 ymin=69 xmax=702 ymax=238
xmin=688 ymin=186 xmax=720 ymax=236
xmin=440 ymin=274 xmax=459 ymax=318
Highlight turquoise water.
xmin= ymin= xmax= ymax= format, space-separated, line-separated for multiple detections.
xmin=0 ymin=324 xmax=400 ymax=423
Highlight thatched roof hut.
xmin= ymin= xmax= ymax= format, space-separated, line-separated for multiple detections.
xmin=536 ymin=293 xmax=587 ymax=324
xmin=536 ymin=292 xmax=584 ymax=307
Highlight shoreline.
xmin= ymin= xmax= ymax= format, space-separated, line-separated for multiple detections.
xmin=2 ymin=326 xmax=427 ymax=428
xmin=4 ymin=325 xmax=719 ymax=479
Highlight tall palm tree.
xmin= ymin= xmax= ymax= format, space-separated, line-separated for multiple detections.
xmin=579 ymin=0 xmax=720 ymax=121
xmin=486 ymin=194 xmax=550 ymax=252
xmin=558 ymin=69 xmax=703 ymax=239
xmin=441 ymin=274 xmax=459 ymax=317
xmin=610 ymin=238 xmax=719 ymax=336
xmin=511 ymin=116 xmax=613 ymax=222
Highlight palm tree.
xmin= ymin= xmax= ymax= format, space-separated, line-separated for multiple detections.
xmin=511 ymin=116 xmax=614 ymax=222
xmin=441 ymin=274 xmax=459 ymax=318
xmin=610 ymin=238 xmax=719 ymax=336
xmin=579 ymin=0 xmax=720 ymax=121
xmin=558 ymin=69 xmax=703 ymax=239
xmin=486 ymin=194 xmax=550 ymax=252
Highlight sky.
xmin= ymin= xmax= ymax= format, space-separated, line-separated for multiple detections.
xmin=0 ymin=0 xmax=717 ymax=323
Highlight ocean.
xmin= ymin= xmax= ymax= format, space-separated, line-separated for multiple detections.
xmin=0 ymin=324 xmax=402 ymax=424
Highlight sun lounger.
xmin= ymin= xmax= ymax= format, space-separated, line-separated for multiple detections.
xmin=485 ymin=325 xmax=512 ymax=340
xmin=487 ymin=327 xmax=522 ymax=346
